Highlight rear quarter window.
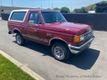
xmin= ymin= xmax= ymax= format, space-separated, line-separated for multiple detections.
xmin=10 ymin=11 xmax=26 ymax=21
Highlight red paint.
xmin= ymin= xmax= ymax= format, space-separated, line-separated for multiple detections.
xmin=8 ymin=9 xmax=92 ymax=46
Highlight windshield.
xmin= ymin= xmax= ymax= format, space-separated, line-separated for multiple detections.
xmin=42 ymin=11 xmax=67 ymax=23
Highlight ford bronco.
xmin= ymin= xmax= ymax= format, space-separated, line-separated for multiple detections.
xmin=8 ymin=9 xmax=94 ymax=61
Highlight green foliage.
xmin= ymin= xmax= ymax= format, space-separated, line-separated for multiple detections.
xmin=53 ymin=7 xmax=60 ymax=10
xmin=74 ymin=7 xmax=87 ymax=13
xmin=61 ymin=7 xmax=70 ymax=13
xmin=0 ymin=54 xmax=35 ymax=80
xmin=86 ymin=4 xmax=96 ymax=11
xmin=47 ymin=8 xmax=52 ymax=10
xmin=74 ymin=1 xmax=107 ymax=13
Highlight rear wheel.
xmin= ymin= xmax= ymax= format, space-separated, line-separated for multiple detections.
xmin=15 ymin=33 xmax=25 ymax=45
xmin=51 ymin=42 xmax=70 ymax=61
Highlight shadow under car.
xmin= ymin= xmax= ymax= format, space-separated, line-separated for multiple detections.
xmin=14 ymin=40 xmax=100 ymax=70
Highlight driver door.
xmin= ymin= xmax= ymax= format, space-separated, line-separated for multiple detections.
xmin=25 ymin=11 xmax=42 ymax=42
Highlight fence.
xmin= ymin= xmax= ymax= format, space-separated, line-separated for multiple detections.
xmin=63 ymin=13 xmax=107 ymax=31
xmin=1 ymin=13 xmax=107 ymax=31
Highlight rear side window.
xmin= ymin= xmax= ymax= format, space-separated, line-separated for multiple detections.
xmin=10 ymin=11 xmax=26 ymax=21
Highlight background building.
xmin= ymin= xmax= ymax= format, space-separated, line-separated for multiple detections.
xmin=96 ymin=1 xmax=107 ymax=13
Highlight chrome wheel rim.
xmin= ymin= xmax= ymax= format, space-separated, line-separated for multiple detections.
xmin=53 ymin=46 xmax=65 ymax=60
xmin=16 ymin=35 xmax=22 ymax=44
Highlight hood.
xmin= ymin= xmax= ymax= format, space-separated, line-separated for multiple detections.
xmin=44 ymin=22 xmax=91 ymax=35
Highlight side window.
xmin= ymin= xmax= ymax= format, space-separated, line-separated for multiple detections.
xmin=10 ymin=11 xmax=26 ymax=21
xmin=28 ymin=12 xmax=42 ymax=24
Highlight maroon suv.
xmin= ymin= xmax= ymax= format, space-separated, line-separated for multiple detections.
xmin=8 ymin=9 xmax=94 ymax=61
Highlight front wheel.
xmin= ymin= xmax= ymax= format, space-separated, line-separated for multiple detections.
xmin=15 ymin=33 xmax=25 ymax=45
xmin=51 ymin=42 xmax=70 ymax=62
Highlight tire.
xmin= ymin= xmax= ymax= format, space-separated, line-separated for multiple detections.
xmin=15 ymin=33 xmax=25 ymax=45
xmin=51 ymin=42 xmax=70 ymax=62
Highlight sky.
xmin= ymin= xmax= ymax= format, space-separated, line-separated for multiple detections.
xmin=0 ymin=0 xmax=105 ymax=10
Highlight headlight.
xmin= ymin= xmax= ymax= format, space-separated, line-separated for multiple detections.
xmin=80 ymin=35 xmax=85 ymax=41
xmin=73 ymin=35 xmax=84 ymax=43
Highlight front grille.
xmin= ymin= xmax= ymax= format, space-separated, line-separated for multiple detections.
xmin=84 ymin=31 xmax=93 ymax=41
xmin=79 ymin=31 xmax=93 ymax=46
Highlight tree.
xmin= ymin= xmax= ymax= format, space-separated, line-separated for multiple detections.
xmin=74 ymin=1 xmax=107 ymax=13
xmin=81 ymin=7 xmax=87 ymax=13
xmin=74 ymin=7 xmax=87 ymax=13
xmin=74 ymin=9 xmax=81 ymax=13
xmin=86 ymin=4 xmax=96 ymax=11
xmin=47 ymin=8 xmax=52 ymax=10
xmin=53 ymin=8 xmax=60 ymax=11
xmin=61 ymin=7 xmax=70 ymax=13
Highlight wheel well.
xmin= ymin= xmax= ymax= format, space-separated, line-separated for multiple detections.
xmin=13 ymin=29 xmax=20 ymax=34
xmin=50 ymin=39 xmax=67 ymax=47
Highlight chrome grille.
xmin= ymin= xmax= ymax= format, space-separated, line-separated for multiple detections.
xmin=84 ymin=31 xmax=93 ymax=41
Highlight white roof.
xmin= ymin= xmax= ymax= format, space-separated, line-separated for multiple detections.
xmin=11 ymin=9 xmax=29 ymax=12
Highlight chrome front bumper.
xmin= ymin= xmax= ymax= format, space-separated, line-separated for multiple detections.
xmin=68 ymin=38 xmax=94 ymax=54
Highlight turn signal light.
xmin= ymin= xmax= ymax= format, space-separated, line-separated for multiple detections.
xmin=73 ymin=36 xmax=81 ymax=43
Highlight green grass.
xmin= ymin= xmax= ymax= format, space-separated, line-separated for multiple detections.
xmin=0 ymin=54 xmax=35 ymax=80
